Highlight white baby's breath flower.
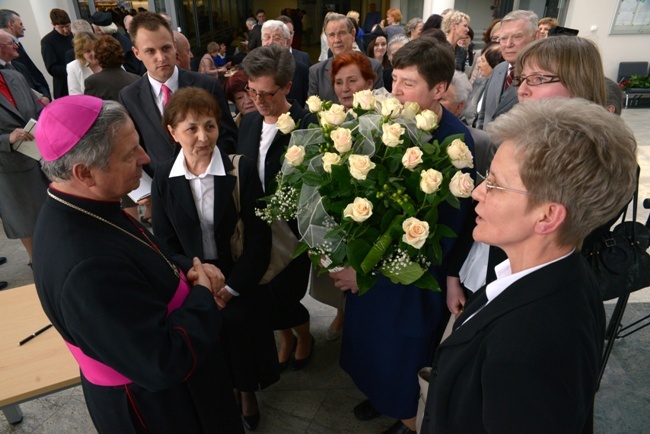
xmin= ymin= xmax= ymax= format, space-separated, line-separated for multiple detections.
xmin=276 ymin=113 xmax=296 ymax=134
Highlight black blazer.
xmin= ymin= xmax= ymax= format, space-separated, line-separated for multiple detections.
xmin=14 ymin=42 xmax=51 ymax=99
xmin=236 ymin=100 xmax=314 ymax=192
xmin=151 ymin=149 xmax=271 ymax=295
xmin=421 ymin=252 xmax=605 ymax=433
xmin=292 ymin=49 xmax=311 ymax=67
xmin=40 ymin=29 xmax=73 ymax=98
xmin=119 ymin=68 xmax=238 ymax=173
xmin=288 ymin=60 xmax=309 ymax=108
xmin=84 ymin=67 xmax=140 ymax=101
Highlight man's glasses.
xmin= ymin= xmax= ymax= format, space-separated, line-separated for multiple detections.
xmin=245 ymin=85 xmax=280 ymax=100
xmin=261 ymin=35 xmax=286 ymax=44
xmin=478 ymin=171 xmax=529 ymax=195
xmin=513 ymin=74 xmax=561 ymax=87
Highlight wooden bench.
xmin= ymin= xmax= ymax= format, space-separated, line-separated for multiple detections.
xmin=0 ymin=284 xmax=80 ymax=424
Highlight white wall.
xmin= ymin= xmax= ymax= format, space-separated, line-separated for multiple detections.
xmin=564 ymin=0 xmax=650 ymax=80
xmin=1 ymin=0 xmax=77 ymax=91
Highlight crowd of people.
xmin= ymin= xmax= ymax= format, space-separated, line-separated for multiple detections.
xmin=0 ymin=4 xmax=639 ymax=434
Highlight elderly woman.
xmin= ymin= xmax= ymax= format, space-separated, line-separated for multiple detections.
xmin=448 ymin=36 xmax=610 ymax=327
xmin=224 ymin=70 xmax=256 ymax=127
xmin=422 ymin=97 xmax=637 ymax=432
xmin=66 ymin=31 xmax=100 ymax=95
xmin=464 ymin=42 xmax=504 ymax=126
xmin=151 ymin=87 xmax=276 ymax=431
xmin=237 ymin=45 xmax=316 ymax=378
xmin=405 ymin=17 xmax=423 ymax=40
xmin=33 ymin=96 xmax=242 ymax=433
xmin=198 ymin=41 xmax=221 ymax=77
xmin=0 ymin=69 xmax=48 ymax=264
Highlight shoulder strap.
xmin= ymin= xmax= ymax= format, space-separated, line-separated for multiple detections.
xmin=228 ymin=154 xmax=243 ymax=214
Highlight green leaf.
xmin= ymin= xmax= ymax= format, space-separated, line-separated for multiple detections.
xmin=360 ymin=231 xmax=393 ymax=274
xmin=291 ymin=241 xmax=310 ymax=259
xmin=421 ymin=141 xmax=437 ymax=155
xmin=302 ymin=171 xmax=325 ymax=186
xmin=435 ymin=224 xmax=457 ymax=239
xmin=380 ymin=209 xmax=398 ymax=233
xmin=347 ymin=239 xmax=372 ymax=271
xmin=357 ymin=273 xmax=378 ymax=295
xmin=440 ymin=133 xmax=466 ymax=148
xmin=446 ymin=194 xmax=461 ymax=209
xmin=380 ymin=262 xmax=426 ymax=285
xmin=413 ymin=272 xmax=440 ymax=292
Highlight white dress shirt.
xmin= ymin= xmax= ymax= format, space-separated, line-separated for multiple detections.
xmin=148 ymin=66 xmax=179 ymax=114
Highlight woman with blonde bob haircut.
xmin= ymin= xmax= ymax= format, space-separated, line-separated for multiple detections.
xmin=421 ymin=97 xmax=637 ymax=433
xmin=67 ymin=31 xmax=100 ymax=95
xmin=515 ymin=35 xmax=606 ymax=106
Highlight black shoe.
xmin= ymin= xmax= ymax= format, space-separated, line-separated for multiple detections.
xmin=0 ymin=256 xmax=6 ymax=266
xmin=382 ymin=420 xmax=416 ymax=434
xmin=353 ymin=398 xmax=382 ymax=421
xmin=291 ymin=335 xmax=315 ymax=371
xmin=0 ymin=281 xmax=8 ymax=291
xmin=241 ymin=412 xmax=260 ymax=431
xmin=278 ymin=335 xmax=297 ymax=373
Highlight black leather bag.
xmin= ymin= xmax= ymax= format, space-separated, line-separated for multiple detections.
xmin=583 ymin=181 xmax=650 ymax=301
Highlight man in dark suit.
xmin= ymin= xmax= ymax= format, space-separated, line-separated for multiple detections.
xmin=119 ymin=12 xmax=237 ymax=173
xmin=40 ymin=8 xmax=73 ymax=99
xmin=421 ymin=98 xmax=638 ymax=433
xmin=276 ymin=15 xmax=311 ymax=67
xmin=0 ymin=9 xmax=51 ymax=100
xmin=476 ymin=10 xmax=538 ymax=130
xmin=309 ymin=14 xmax=383 ymax=104
xmin=246 ymin=17 xmax=262 ymax=51
xmin=261 ymin=20 xmax=309 ymax=107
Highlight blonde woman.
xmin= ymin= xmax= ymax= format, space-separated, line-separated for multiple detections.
xmin=66 ymin=31 xmax=100 ymax=95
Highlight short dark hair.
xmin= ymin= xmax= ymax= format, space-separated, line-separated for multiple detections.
xmin=95 ymin=35 xmax=124 ymax=68
xmin=50 ymin=8 xmax=71 ymax=25
xmin=256 ymin=9 xmax=266 ymax=15
xmin=392 ymin=37 xmax=455 ymax=89
xmin=163 ymin=87 xmax=222 ymax=142
xmin=482 ymin=41 xmax=504 ymax=68
xmin=0 ymin=9 xmax=19 ymax=29
xmin=129 ymin=11 xmax=172 ymax=45
xmin=422 ymin=14 xmax=442 ymax=31
xmin=276 ymin=15 xmax=294 ymax=27
xmin=241 ymin=44 xmax=295 ymax=88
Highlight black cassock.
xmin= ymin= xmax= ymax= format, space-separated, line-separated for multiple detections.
xmin=33 ymin=188 xmax=243 ymax=434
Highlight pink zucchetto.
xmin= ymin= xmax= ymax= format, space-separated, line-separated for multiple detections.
xmin=35 ymin=95 xmax=103 ymax=162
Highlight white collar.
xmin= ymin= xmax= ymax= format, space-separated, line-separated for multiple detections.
xmin=169 ymin=149 xmax=226 ymax=179
xmin=148 ymin=66 xmax=179 ymax=96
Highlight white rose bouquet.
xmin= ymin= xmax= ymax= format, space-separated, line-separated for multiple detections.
xmin=257 ymin=92 xmax=475 ymax=294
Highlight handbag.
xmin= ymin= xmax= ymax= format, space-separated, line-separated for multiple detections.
xmin=228 ymin=155 xmax=299 ymax=285
xmin=582 ymin=175 xmax=650 ymax=301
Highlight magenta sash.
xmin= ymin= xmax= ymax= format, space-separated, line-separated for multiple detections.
xmin=66 ymin=270 xmax=191 ymax=386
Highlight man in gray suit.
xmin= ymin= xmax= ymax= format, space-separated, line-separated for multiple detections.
xmin=308 ymin=13 xmax=383 ymax=104
xmin=476 ymin=10 xmax=538 ymax=130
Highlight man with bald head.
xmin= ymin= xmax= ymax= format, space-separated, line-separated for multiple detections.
xmin=0 ymin=9 xmax=51 ymax=100
xmin=173 ymin=30 xmax=193 ymax=70
xmin=0 ymin=30 xmax=49 ymax=105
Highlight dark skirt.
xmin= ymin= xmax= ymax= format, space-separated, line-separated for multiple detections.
xmin=267 ymin=254 xmax=311 ymax=330
xmin=340 ymin=272 xmax=445 ymax=419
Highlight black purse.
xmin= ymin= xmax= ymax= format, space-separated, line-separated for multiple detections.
xmin=582 ymin=177 xmax=650 ymax=301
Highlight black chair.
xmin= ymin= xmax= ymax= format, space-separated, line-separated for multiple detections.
xmin=617 ymin=62 xmax=650 ymax=108
xmin=597 ymin=198 xmax=650 ymax=389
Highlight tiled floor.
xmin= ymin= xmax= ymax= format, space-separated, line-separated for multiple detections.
xmin=1 ymin=108 xmax=649 ymax=433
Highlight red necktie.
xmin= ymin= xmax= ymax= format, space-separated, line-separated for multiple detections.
xmin=0 ymin=73 xmax=17 ymax=108
xmin=505 ymin=66 xmax=515 ymax=91
xmin=161 ymin=84 xmax=172 ymax=106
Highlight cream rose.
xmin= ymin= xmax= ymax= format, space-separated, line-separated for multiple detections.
xmin=380 ymin=97 xmax=403 ymax=119
xmin=331 ymin=127 xmax=353 ymax=153
xmin=401 ymin=147 xmax=424 ymax=171
xmin=382 ymin=122 xmax=405 ymax=148
xmin=415 ymin=109 xmax=439 ymax=132
xmin=449 ymin=171 xmax=474 ymax=198
xmin=401 ymin=101 xmax=420 ymax=120
xmin=285 ymin=145 xmax=306 ymax=166
xmin=276 ymin=113 xmax=296 ymax=134
xmin=420 ymin=169 xmax=443 ymax=194
xmin=348 ymin=154 xmax=376 ymax=180
xmin=343 ymin=197 xmax=374 ymax=223
xmin=319 ymin=104 xmax=347 ymax=127
xmin=446 ymin=139 xmax=474 ymax=169
xmin=322 ymin=152 xmax=341 ymax=173
xmin=402 ymin=217 xmax=430 ymax=249
xmin=353 ymin=89 xmax=375 ymax=110
xmin=306 ymin=95 xmax=322 ymax=113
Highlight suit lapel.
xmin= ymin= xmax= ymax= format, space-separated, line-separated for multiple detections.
xmin=213 ymin=154 xmax=236 ymax=229
xmin=167 ymin=175 xmax=203 ymax=256
xmin=136 ymin=79 xmax=167 ymax=143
